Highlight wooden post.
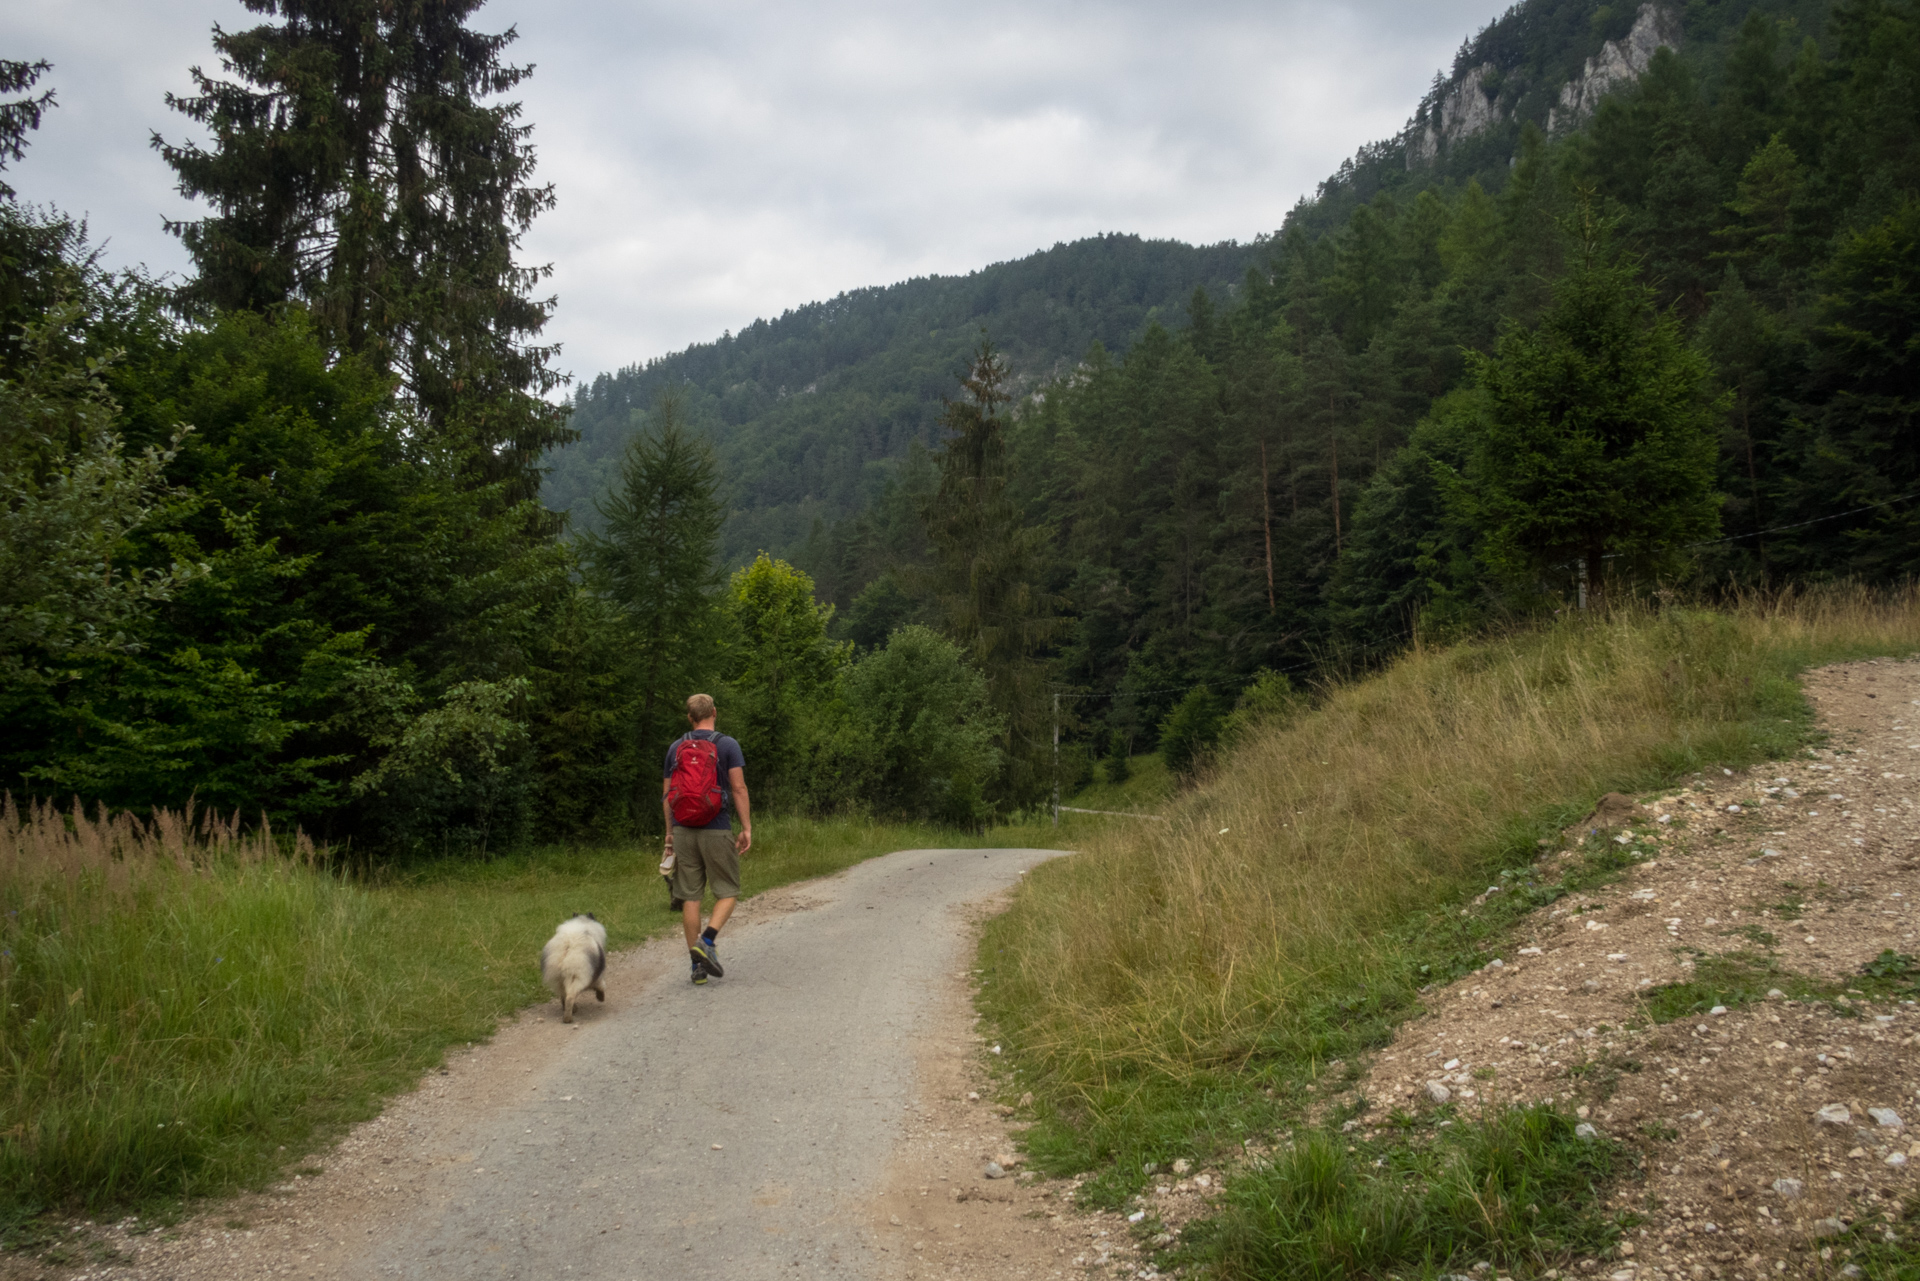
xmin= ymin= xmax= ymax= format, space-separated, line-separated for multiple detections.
xmin=1051 ymin=693 xmax=1061 ymax=828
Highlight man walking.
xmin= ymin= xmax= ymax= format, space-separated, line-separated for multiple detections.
xmin=663 ymin=693 xmax=752 ymax=985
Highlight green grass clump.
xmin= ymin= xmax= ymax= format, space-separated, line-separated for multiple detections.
xmin=1822 ymin=1195 xmax=1920 ymax=1280
xmin=1187 ymin=1106 xmax=1622 ymax=1280
xmin=1640 ymin=948 xmax=1920 ymax=1022
xmin=0 ymin=805 xmax=1000 ymax=1228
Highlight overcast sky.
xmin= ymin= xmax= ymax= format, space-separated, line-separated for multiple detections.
xmin=3 ymin=0 xmax=1504 ymax=382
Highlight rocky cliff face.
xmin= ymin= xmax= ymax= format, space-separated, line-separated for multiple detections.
xmin=1406 ymin=65 xmax=1502 ymax=166
xmin=1402 ymin=2 xmax=1681 ymax=169
xmin=1547 ymin=3 xmax=1683 ymax=133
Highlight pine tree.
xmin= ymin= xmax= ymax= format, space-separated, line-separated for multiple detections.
xmin=581 ymin=395 xmax=724 ymax=822
xmin=924 ymin=339 xmax=1058 ymax=810
xmin=1460 ymin=208 xmax=1723 ymax=606
xmin=0 ymin=59 xmax=54 ymax=198
xmin=154 ymin=0 xmax=571 ymax=503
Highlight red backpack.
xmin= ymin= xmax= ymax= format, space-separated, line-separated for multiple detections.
xmin=667 ymin=733 xmax=726 ymax=827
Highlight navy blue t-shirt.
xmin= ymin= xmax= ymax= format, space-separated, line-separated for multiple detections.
xmin=663 ymin=730 xmax=745 ymax=831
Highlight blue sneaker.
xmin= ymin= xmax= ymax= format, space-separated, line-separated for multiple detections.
xmin=690 ymin=955 xmax=708 ymax=985
xmin=692 ymin=937 xmax=724 ymax=979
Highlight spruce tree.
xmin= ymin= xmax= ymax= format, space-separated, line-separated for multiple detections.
xmin=0 ymin=59 xmax=54 ymax=197
xmin=1460 ymin=210 xmax=1722 ymax=606
xmin=924 ymin=339 xmax=1058 ymax=810
xmin=581 ymin=395 xmax=724 ymax=821
xmin=154 ymin=0 xmax=570 ymax=503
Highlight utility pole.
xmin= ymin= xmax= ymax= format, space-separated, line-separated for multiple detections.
xmin=1052 ymin=692 xmax=1060 ymax=828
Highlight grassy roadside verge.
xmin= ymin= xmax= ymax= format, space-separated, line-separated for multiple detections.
xmin=0 ymin=810 xmax=1019 ymax=1234
xmin=974 ymin=589 xmax=1920 ymax=1274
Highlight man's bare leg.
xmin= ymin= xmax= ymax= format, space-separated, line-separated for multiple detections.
xmin=682 ymin=896 xmax=737 ymax=948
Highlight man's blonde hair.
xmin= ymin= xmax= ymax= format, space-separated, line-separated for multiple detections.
xmin=686 ymin=693 xmax=717 ymax=722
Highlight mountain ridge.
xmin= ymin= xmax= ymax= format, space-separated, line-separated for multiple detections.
xmin=542 ymin=232 xmax=1262 ymax=561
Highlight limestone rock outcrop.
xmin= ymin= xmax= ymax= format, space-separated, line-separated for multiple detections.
xmin=1406 ymin=64 xmax=1502 ymax=167
xmin=1548 ymin=3 xmax=1682 ymax=134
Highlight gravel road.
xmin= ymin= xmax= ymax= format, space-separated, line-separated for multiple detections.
xmin=37 ymin=845 xmax=1062 ymax=1281
xmin=317 ymin=845 xmax=1061 ymax=1281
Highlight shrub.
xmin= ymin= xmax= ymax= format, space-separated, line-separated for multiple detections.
xmin=1157 ymin=687 xmax=1223 ymax=778
xmin=845 ymin=625 xmax=1004 ymax=825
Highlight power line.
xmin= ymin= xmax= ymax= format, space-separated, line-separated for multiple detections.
xmin=1683 ymin=489 xmax=1919 ymax=550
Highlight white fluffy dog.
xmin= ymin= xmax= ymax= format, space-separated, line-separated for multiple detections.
xmin=540 ymin=913 xmax=607 ymax=1024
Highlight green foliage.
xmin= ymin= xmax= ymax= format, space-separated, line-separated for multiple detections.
xmin=1458 ymin=210 xmax=1724 ymax=601
xmin=844 ymin=625 xmax=1003 ymax=825
xmin=721 ymin=555 xmax=850 ymax=809
xmin=155 ymin=0 xmax=571 ymax=504
xmin=0 ymin=212 xmax=585 ymax=849
xmin=1104 ymin=730 xmax=1132 ymax=784
xmin=579 ymin=394 xmax=725 ymax=825
xmin=1219 ymin=669 xmax=1304 ymax=746
xmin=1157 ymin=687 xmax=1224 ymax=778
xmin=0 ymin=60 xmax=53 ymax=200
xmin=546 ymin=236 xmax=1261 ymax=563
xmin=0 ymin=304 xmax=195 ymax=686
xmin=924 ymin=341 xmax=1060 ymax=811
xmin=1197 ymin=1108 xmax=1621 ymax=1280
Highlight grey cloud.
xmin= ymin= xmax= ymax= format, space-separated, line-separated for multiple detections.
xmin=4 ymin=0 xmax=1507 ymax=379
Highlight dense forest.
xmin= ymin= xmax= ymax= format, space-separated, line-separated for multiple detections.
xmin=798 ymin=0 xmax=1920 ymax=792
xmin=2 ymin=0 xmax=1916 ymax=851
xmin=544 ymin=234 xmax=1261 ymax=562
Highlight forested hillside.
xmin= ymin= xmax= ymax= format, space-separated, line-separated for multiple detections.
xmin=1292 ymin=0 xmax=1833 ymax=235
xmin=4 ymin=0 xmax=1916 ymax=852
xmin=796 ymin=0 xmax=1920 ymax=791
xmin=543 ymin=235 xmax=1260 ymax=561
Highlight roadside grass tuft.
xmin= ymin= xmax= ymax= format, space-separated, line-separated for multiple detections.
xmin=1640 ymin=948 xmax=1920 ymax=1023
xmin=977 ymin=587 xmax=1920 ymax=1213
xmin=1822 ymin=1193 xmax=1920 ymax=1279
xmin=0 ymin=806 xmax=999 ymax=1233
xmin=1176 ymin=1105 xmax=1624 ymax=1281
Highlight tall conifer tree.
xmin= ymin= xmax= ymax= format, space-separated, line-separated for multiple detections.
xmin=1459 ymin=210 xmax=1722 ymax=605
xmin=154 ymin=0 xmax=571 ymax=504
xmin=924 ymin=340 xmax=1057 ymax=810
xmin=582 ymin=396 xmax=724 ymax=821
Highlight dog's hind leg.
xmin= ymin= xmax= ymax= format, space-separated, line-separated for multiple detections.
xmin=562 ymin=988 xmax=576 ymax=1024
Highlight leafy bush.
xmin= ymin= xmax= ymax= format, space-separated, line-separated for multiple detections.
xmin=1219 ymin=669 xmax=1304 ymax=746
xmin=845 ymin=625 xmax=1003 ymax=825
xmin=1104 ymin=730 xmax=1132 ymax=784
xmin=1158 ymin=687 xmax=1223 ymax=778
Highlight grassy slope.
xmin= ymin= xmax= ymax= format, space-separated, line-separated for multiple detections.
xmin=974 ymin=590 xmax=1920 ymax=1272
xmin=0 ymin=814 xmax=1034 ymax=1228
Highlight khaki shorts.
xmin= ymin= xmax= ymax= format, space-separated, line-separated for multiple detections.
xmin=670 ymin=826 xmax=741 ymax=902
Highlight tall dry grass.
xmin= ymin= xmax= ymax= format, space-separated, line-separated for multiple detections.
xmin=0 ymin=794 xmax=315 ymax=903
xmin=980 ymin=589 xmax=1920 ymax=1115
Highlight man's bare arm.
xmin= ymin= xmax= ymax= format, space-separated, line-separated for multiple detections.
xmin=729 ymin=766 xmax=752 ymax=854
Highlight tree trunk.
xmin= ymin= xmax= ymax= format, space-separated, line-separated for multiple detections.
xmin=1328 ymin=391 xmax=1342 ymax=555
xmin=1742 ymin=396 xmax=1766 ymax=572
xmin=1260 ymin=439 xmax=1276 ymax=613
xmin=1585 ymin=546 xmax=1606 ymax=612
